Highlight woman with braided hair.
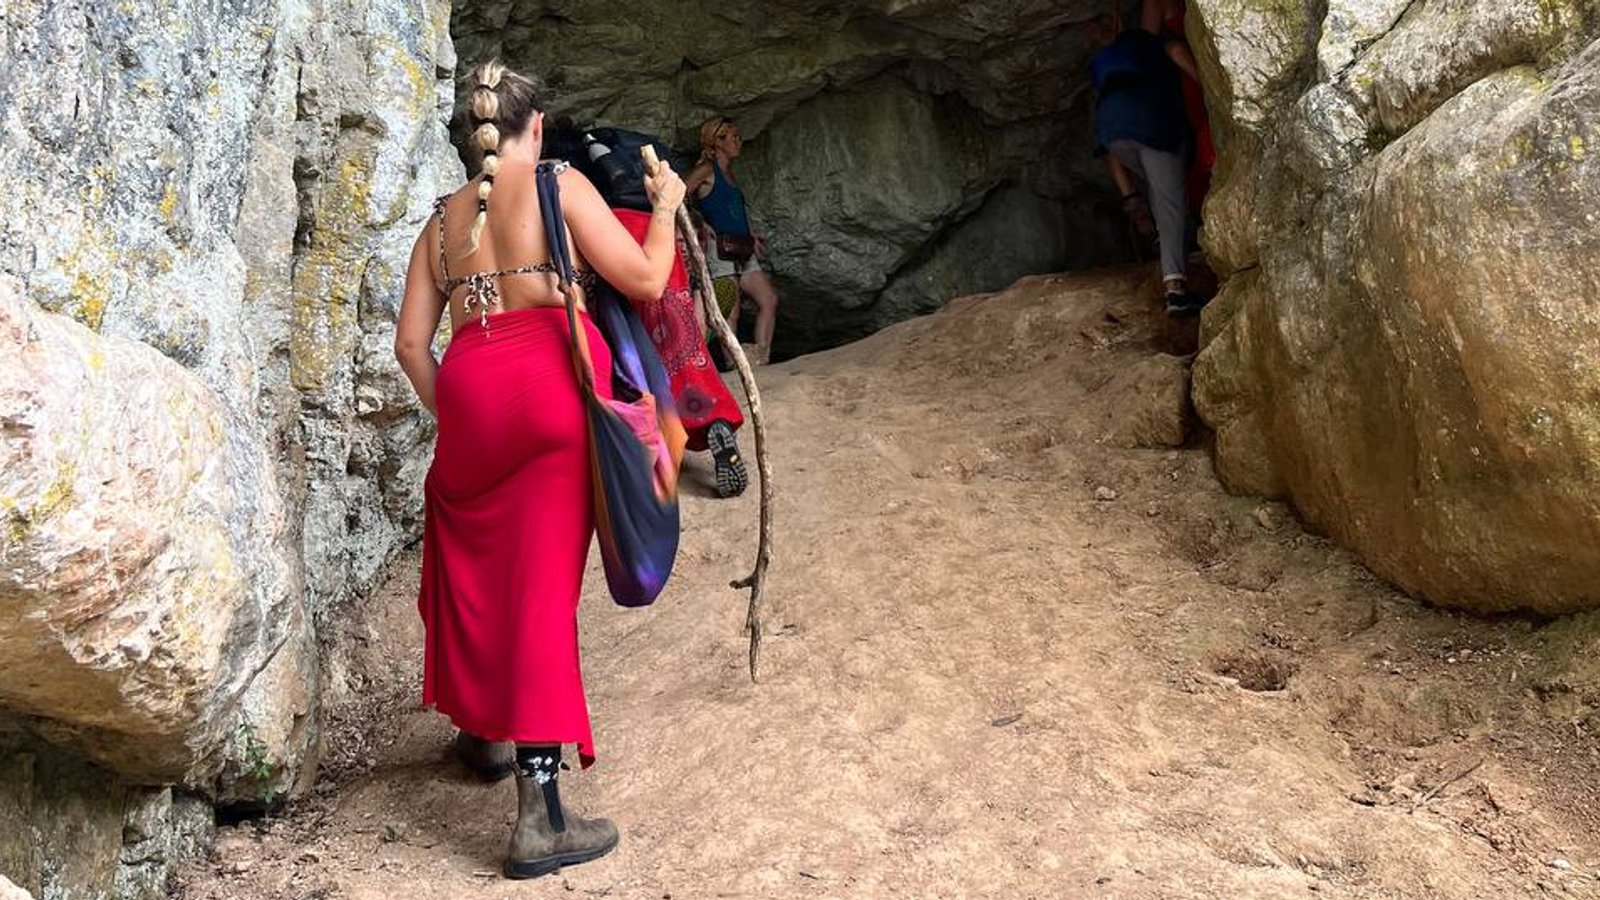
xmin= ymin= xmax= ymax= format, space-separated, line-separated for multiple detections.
xmin=394 ymin=60 xmax=686 ymax=879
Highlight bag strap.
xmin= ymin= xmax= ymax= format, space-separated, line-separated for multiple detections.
xmin=534 ymin=161 xmax=598 ymax=398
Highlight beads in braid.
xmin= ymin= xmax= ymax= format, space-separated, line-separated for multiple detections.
xmin=467 ymin=63 xmax=505 ymax=255
xmin=456 ymin=61 xmax=546 ymax=258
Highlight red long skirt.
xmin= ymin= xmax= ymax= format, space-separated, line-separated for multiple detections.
xmin=419 ymin=307 xmax=612 ymax=767
xmin=612 ymin=208 xmax=744 ymax=451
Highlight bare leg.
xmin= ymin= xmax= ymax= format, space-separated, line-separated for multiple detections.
xmin=1107 ymin=156 xmax=1154 ymax=236
xmin=1106 ymin=155 xmax=1138 ymax=197
xmin=739 ymin=267 xmax=780 ymax=363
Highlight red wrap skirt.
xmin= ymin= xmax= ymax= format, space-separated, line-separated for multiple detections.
xmin=419 ymin=306 xmax=612 ymax=766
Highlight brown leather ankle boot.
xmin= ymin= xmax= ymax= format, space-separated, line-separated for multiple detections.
xmin=503 ymin=765 xmax=619 ymax=879
xmin=453 ymin=731 xmax=515 ymax=782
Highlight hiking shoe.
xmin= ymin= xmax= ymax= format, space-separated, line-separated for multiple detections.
xmin=737 ymin=341 xmax=769 ymax=367
xmin=1165 ymin=291 xmax=1208 ymax=318
xmin=706 ymin=420 xmax=748 ymax=499
xmin=454 ymin=731 xmax=515 ymax=783
xmin=504 ymin=772 xmax=619 ymax=879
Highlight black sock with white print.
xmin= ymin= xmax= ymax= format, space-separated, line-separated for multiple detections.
xmin=515 ymin=744 xmax=565 ymax=831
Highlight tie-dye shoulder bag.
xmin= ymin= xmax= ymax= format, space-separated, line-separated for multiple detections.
xmin=536 ymin=161 xmax=686 ymax=607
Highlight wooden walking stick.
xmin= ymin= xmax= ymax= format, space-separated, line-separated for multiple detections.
xmin=643 ymin=146 xmax=774 ymax=682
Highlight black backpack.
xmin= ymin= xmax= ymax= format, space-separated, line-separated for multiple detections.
xmin=564 ymin=127 xmax=682 ymax=212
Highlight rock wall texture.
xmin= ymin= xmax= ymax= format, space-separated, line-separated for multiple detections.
xmin=0 ymin=745 xmax=211 ymax=900
xmin=0 ymin=278 xmax=311 ymax=791
xmin=0 ymin=0 xmax=459 ymax=894
xmin=1190 ymin=0 xmax=1600 ymax=614
xmin=453 ymin=0 xmax=1132 ymax=353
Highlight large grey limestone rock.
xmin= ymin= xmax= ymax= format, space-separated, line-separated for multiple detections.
xmin=1191 ymin=0 xmax=1600 ymax=614
xmin=1 ymin=0 xmax=458 ymax=893
xmin=0 ymin=278 xmax=311 ymax=788
xmin=740 ymin=86 xmax=1126 ymax=350
xmin=0 ymin=0 xmax=457 ymax=777
xmin=283 ymin=0 xmax=463 ymax=620
xmin=0 ymin=742 xmax=210 ymax=900
xmin=877 ymin=183 xmax=1106 ymax=332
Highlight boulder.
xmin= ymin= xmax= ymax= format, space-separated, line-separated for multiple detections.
xmin=0 ymin=0 xmax=458 ymax=772
xmin=739 ymin=82 xmax=985 ymax=348
xmin=0 ymin=278 xmax=313 ymax=787
xmin=1191 ymin=0 xmax=1600 ymax=614
xmin=0 ymin=0 xmax=459 ymax=893
xmin=0 ymin=743 xmax=210 ymax=900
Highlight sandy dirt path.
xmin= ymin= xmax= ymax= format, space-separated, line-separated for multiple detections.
xmin=180 ymin=269 xmax=1600 ymax=899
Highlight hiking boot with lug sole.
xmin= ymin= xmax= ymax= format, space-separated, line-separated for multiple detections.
xmin=454 ymin=731 xmax=515 ymax=783
xmin=706 ymin=420 xmax=748 ymax=499
xmin=504 ymin=773 xmax=619 ymax=879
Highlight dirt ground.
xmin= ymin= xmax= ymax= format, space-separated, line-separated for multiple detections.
xmin=178 ymin=268 xmax=1600 ymax=899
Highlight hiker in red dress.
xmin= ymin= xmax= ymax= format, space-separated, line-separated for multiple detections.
xmin=393 ymin=60 xmax=686 ymax=880
xmin=611 ymin=208 xmax=750 ymax=498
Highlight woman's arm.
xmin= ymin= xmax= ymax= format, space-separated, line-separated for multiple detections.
xmin=1166 ymin=40 xmax=1201 ymax=82
xmin=561 ymin=164 xmax=685 ymax=301
xmin=395 ymin=229 xmax=447 ymax=414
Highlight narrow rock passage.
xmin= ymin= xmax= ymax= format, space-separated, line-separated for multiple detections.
xmin=181 ymin=269 xmax=1600 ymax=899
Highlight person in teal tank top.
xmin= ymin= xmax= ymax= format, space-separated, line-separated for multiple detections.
xmin=698 ymin=155 xmax=752 ymax=238
xmin=686 ymin=116 xmax=781 ymax=365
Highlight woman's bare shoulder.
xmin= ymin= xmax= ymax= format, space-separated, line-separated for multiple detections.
xmin=685 ymin=159 xmax=715 ymax=197
xmin=410 ymin=216 xmax=444 ymax=289
xmin=553 ymin=161 xmax=599 ymax=192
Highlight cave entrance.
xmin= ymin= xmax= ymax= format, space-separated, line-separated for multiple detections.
xmin=447 ymin=1 xmax=1214 ymax=359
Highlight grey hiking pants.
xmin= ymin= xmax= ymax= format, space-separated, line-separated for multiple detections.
xmin=1108 ymin=139 xmax=1187 ymax=282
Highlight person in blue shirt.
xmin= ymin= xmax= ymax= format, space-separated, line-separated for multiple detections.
xmin=1089 ymin=13 xmax=1206 ymax=315
xmin=687 ymin=116 xmax=781 ymax=364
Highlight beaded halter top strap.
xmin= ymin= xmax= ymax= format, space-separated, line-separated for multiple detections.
xmin=434 ymin=167 xmax=597 ymax=327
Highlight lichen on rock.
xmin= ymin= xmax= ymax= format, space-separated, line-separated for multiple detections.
xmin=0 ymin=0 xmax=459 ymax=892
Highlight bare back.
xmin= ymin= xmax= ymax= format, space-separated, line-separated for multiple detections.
xmin=427 ymin=163 xmax=592 ymax=332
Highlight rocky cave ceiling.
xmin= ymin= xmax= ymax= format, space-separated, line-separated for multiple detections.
xmin=451 ymin=0 xmax=1134 ymax=353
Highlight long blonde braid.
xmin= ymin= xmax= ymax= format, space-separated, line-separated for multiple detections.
xmin=466 ymin=62 xmax=506 ymax=255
